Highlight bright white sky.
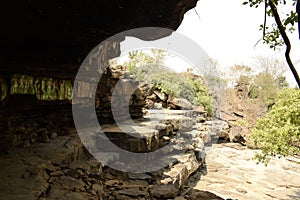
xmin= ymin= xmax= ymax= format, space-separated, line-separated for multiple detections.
xmin=119 ymin=1 xmax=300 ymax=87
xmin=176 ymin=0 xmax=300 ymax=87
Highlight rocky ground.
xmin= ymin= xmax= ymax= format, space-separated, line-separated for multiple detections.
xmin=187 ymin=143 xmax=300 ymax=200
xmin=2 ymin=93 xmax=296 ymax=200
xmin=1 ymin=107 xmax=298 ymax=199
xmin=0 ymin=107 xmax=231 ymax=200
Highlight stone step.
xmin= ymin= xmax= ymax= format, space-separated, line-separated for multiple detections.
xmin=144 ymin=114 xmax=195 ymax=131
xmin=146 ymin=109 xmax=200 ymax=117
xmin=98 ymin=124 xmax=160 ymax=153
xmin=137 ymin=121 xmax=174 ymax=138
xmin=149 ymin=152 xmax=203 ymax=199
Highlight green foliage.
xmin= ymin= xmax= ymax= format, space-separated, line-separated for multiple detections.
xmin=230 ymin=65 xmax=253 ymax=84
xmin=248 ymin=88 xmax=300 ymax=165
xmin=243 ymin=0 xmax=298 ymax=50
xmin=151 ymin=72 xmax=212 ymax=114
xmin=125 ymin=49 xmax=213 ymax=114
xmin=248 ymin=84 xmax=260 ymax=98
xmin=276 ymin=75 xmax=289 ymax=88
xmin=235 ymin=75 xmax=251 ymax=97
xmin=251 ymin=72 xmax=280 ymax=105
xmin=126 ymin=51 xmax=155 ymax=72
xmin=10 ymin=74 xmax=73 ymax=101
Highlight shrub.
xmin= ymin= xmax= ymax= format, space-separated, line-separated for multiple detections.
xmin=248 ymin=88 xmax=300 ymax=165
xmin=122 ymin=50 xmax=213 ymax=114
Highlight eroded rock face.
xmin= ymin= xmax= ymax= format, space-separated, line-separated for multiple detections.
xmin=0 ymin=0 xmax=198 ymax=78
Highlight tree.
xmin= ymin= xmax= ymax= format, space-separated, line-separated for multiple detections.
xmin=249 ymin=88 xmax=300 ymax=165
xmin=276 ymin=75 xmax=289 ymax=88
xmin=235 ymin=75 xmax=252 ymax=100
xmin=243 ymin=0 xmax=300 ymax=88
xmin=228 ymin=65 xmax=253 ymax=88
xmin=150 ymin=49 xmax=167 ymax=65
xmin=252 ymin=72 xmax=279 ymax=105
xmin=253 ymin=55 xmax=286 ymax=80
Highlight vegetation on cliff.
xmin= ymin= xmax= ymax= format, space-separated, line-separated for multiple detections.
xmin=119 ymin=49 xmax=213 ymax=114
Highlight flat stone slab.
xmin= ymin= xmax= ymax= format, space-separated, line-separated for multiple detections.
xmin=146 ymin=109 xmax=197 ymax=116
xmin=0 ymin=135 xmax=87 ymax=199
xmin=194 ymin=143 xmax=300 ymax=200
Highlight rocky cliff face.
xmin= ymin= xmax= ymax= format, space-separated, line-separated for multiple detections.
xmin=0 ymin=0 xmax=198 ymax=78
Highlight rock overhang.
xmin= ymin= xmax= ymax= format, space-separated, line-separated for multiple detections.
xmin=0 ymin=0 xmax=198 ymax=78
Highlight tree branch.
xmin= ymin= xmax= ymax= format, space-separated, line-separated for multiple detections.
xmin=263 ymin=0 xmax=267 ymax=39
xmin=268 ymin=0 xmax=300 ymax=88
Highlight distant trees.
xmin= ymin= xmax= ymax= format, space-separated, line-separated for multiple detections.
xmin=254 ymin=55 xmax=286 ymax=80
xmin=248 ymin=56 xmax=289 ymax=106
xmin=226 ymin=56 xmax=289 ymax=108
xmin=249 ymin=72 xmax=279 ymax=106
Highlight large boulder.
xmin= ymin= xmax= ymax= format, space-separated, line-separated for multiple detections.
xmin=168 ymin=97 xmax=193 ymax=110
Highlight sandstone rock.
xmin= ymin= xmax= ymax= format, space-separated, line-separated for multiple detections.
xmin=105 ymin=179 xmax=120 ymax=186
xmin=236 ymin=188 xmax=247 ymax=194
xmin=154 ymin=90 xmax=168 ymax=101
xmin=163 ymin=136 xmax=171 ymax=141
xmin=121 ymin=180 xmax=149 ymax=190
xmin=199 ymin=131 xmax=212 ymax=144
xmin=194 ymin=148 xmax=206 ymax=162
xmin=149 ymin=184 xmax=178 ymax=198
xmin=153 ymin=102 xmax=163 ymax=109
xmin=128 ymin=173 xmax=152 ymax=182
xmin=229 ymin=127 xmax=246 ymax=144
xmin=51 ymin=176 xmax=85 ymax=192
xmin=69 ymin=160 xmax=91 ymax=173
xmin=162 ymin=152 xmax=201 ymax=190
xmin=115 ymin=188 xmax=149 ymax=197
xmin=197 ymin=123 xmax=207 ymax=131
xmin=39 ymin=133 xmax=50 ymax=143
xmin=30 ymin=135 xmax=84 ymax=165
xmin=0 ymin=154 xmax=50 ymax=199
xmin=193 ymin=137 xmax=204 ymax=150
xmin=47 ymin=190 xmax=95 ymax=200
xmin=94 ymin=152 xmax=119 ymax=165
xmin=197 ymin=116 xmax=207 ymax=123
xmin=146 ymin=93 xmax=158 ymax=101
xmin=145 ymin=99 xmax=155 ymax=109
xmin=49 ymin=132 xmax=57 ymax=140
xmin=174 ymin=196 xmax=187 ymax=200
xmin=193 ymin=105 xmax=206 ymax=113
xmin=168 ymin=98 xmax=193 ymax=110
xmin=50 ymin=171 xmax=64 ymax=177
xmin=92 ymin=183 xmax=104 ymax=194
xmin=87 ymin=160 xmax=103 ymax=176
xmin=189 ymin=190 xmax=224 ymax=200
xmin=219 ymin=130 xmax=230 ymax=141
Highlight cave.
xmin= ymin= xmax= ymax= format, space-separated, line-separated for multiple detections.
xmin=0 ymin=1 xmax=229 ymax=199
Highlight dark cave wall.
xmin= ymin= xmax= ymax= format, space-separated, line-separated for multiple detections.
xmin=0 ymin=1 xmax=199 ymax=153
xmin=0 ymin=0 xmax=198 ymax=78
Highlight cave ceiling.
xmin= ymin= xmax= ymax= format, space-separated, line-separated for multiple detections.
xmin=0 ymin=0 xmax=198 ymax=78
